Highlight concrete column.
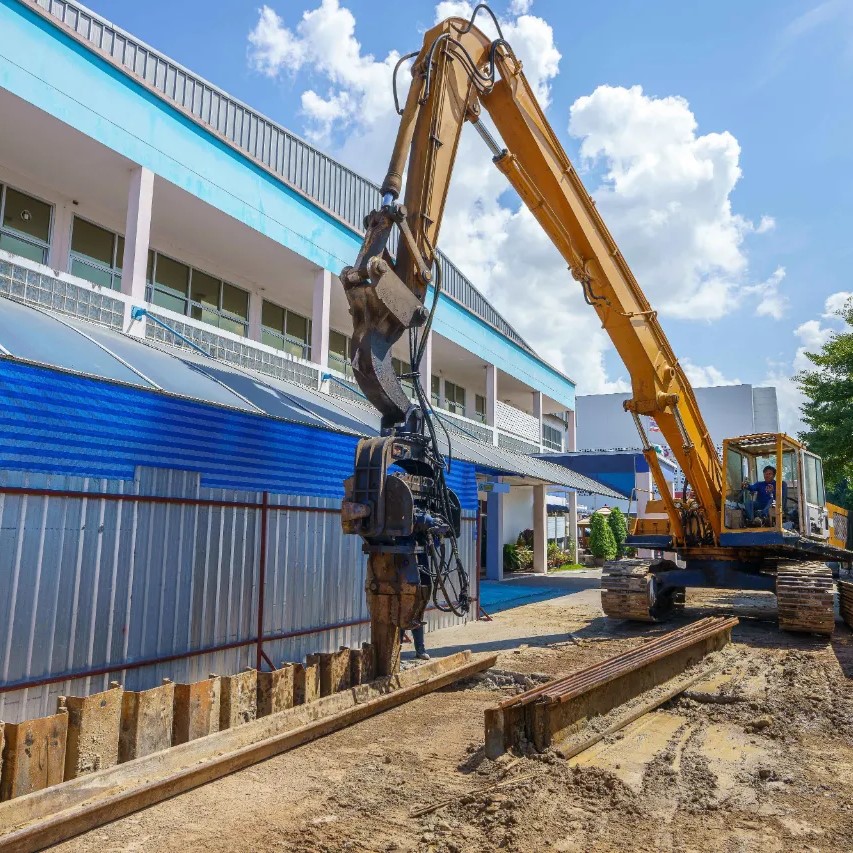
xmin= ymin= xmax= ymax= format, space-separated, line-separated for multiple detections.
xmin=533 ymin=484 xmax=548 ymax=574
xmin=485 ymin=485 xmax=504 ymax=581
xmin=247 ymin=291 xmax=263 ymax=343
xmin=48 ymin=202 xmax=74 ymax=273
xmin=121 ymin=166 xmax=154 ymax=338
xmin=533 ymin=391 xmax=544 ymax=452
xmin=311 ymin=268 xmax=332 ymax=368
xmin=421 ymin=331 xmax=433 ymax=401
xmin=566 ymin=408 xmax=577 ymax=452
xmin=567 ymin=490 xmax=578 ymax=563
xmin=635 ymin=470 xmax=654 ymax=518
xmin=485 ymin=364 xmax=498 ymax=446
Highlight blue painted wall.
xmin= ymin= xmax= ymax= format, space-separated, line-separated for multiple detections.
xmin=0 ymin=0 xmax=574 ymax=409
xmin=0 ymin=359 xmax=479 ymax=509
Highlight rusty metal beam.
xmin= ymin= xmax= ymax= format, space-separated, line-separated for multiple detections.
xmin=485 ymin=617 xmax=737 ymax=758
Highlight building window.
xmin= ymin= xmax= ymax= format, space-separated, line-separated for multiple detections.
xmin=261 ymin=299 xmax=311 ymax=360
xmin=0 ymin=184 xmax=52 ymax=264
xmin=543 ymin=423 xmax=563 ymax=452
xmin=149 ymin=253 xmax=188 ymax=314
xmin=444 ymin=380 xmax=466 ymax=416
xmin=70 ymin=216 xmax=124 ymax=290
xmin=147 ymin=253 xmax=249 ymax=336
xmin=329 ymin=330 xmax=353 ymax=378
xmin=431 ymin=375 xmax=441 ymax=408
xmin=392 ymin=356 xmax=415 ymax=399
xmin=474 ymin=393 xmax=487 ymax=424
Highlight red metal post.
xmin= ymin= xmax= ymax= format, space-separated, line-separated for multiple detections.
xmin=256 ymin=491 xmax=269 ymax=672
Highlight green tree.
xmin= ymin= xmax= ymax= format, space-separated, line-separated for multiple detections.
xmin=607 ymin=507 xmax=628 ymax=558
xmin=797 ymin=298 xmax=853 ymax=504
xmin=589 ymin=512 xmax=617 ymax=561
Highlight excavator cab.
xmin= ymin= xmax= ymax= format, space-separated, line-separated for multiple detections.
xmin=721 ymin=433 xmax=829 ymax=544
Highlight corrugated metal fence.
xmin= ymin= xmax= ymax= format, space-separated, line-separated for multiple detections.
xmin=0 ymin=466 xmax=477 ymax=724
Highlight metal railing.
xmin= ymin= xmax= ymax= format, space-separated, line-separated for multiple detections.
xmin=28 ymin=0 xmax=535 ymax=355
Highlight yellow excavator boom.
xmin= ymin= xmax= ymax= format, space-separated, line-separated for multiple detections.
xmin=381 ymin=13 xmax=722 ymax=545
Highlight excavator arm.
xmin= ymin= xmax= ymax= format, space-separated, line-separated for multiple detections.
xmin=341 ymin=6 xmax=725 ymax=673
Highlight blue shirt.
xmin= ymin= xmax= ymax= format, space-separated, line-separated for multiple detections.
xmin=747 ymin=480 xmax=784 ymax=510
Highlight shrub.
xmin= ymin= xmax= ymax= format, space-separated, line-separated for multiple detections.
xmin=517 ymin=546 xmax=534 ymax=571
xmin=503 ymin=543 xmax=520 ymax=572
xmin=516 ymin=529 xmax=534 ymax=548
xmin=589 ymin=512 xmax=617 ymax=561
xmin=547 ymin=541 xmax=572 ymax=568
xmin=607 ymin=507 xmax=629 ymax=558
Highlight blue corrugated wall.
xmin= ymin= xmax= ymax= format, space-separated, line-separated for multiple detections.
xmin=0 ymin=359 xmax=478 ymax=509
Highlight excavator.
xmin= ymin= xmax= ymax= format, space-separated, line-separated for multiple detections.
xmin=340 ymin=5 xmax=853 ymax=674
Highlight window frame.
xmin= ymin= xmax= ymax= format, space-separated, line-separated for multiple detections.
xmin=0 ymin=183 xmax=54 ymax=265
xmin=542 ymin=423 xmax=563 ymax=452
xmin=473 ymin=393 xmax=487 ymax=424
xmin=444 ymin=380 xmax=466 ymax=416
xmin=261 ymin=298 xmax=312 ymax=360
xmin=69 ymin=215 xmax=124 ymax=291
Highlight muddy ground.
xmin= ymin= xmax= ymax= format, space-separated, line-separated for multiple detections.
xmin=55 ymin=577 xmax=853 ymax=853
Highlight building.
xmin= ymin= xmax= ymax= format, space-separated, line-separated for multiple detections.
xmin=576 ymin=385 xmax=780 ymax=453
xmin=0 ymin=0 xmax=617 ymax=721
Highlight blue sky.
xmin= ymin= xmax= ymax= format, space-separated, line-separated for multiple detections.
xmin=83 ymin=0 xmax=853 ymax=429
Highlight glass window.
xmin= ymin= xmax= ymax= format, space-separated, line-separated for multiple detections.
xmin=392 ymin=356 xmax=414 ymax=399
xmin=474 ymin=393 xmax=487 ymax=424
xmin=222 ymin=282 xmax=248 ymax=320
xmin=726 ymin=448 xmax=747 ymax=500
xmin=71 ymin=218 xmax=113 ymax=267
xmin=804 ymin=455 xmax=825 ymax=506
xmin=543 ymin=423 xmax=562 ymax=452
xmin=328 ymin=330 xmax=353 ymax=377
xmin=190 ymin=269 xmax=219 ymax=308
xmin=3 ymin=188 xmax=51 ymax=244
xmin=0 ymin=184 xmax=52 ymax=264
xmin=444 ymin=380 xmax=465 ymax=415
xmin=431 ymin=375 xmax=440 ymax=407
xmin=69 ymin=216 xmax=122 ymax=290
xmin=154 ymin=255 xmax=190 ymax=296
xmin=0 ymin=232 xmax=47 ymax=264
xmin=261 ymin=299 xmax=311 ymax=360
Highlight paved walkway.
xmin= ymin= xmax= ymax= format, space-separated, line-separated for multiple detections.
xmin=477 ymin=569 xmax=601 ymax=615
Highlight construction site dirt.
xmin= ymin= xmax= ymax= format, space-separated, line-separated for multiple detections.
xmin=50 ymin=576 xmax=853 ymax=853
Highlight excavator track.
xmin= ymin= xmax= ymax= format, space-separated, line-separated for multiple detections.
xmin=601 ymin=563 xmax=660 ymax=622
xmin=839 ymin=578 xmax=853 ymax=629
xmin=776 ymin=562 xmax=835 ymax=636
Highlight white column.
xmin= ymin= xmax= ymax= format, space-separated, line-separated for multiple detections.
xmin=421 ymin=331 xmax=433 ymax=402
xmin=533 ymin=391 xmax=544 ymax=452
xmin=247 ymin=291 xmax=263 ymax=342
xmin=566 ymin=408 xmax=577 ymax=451
xmin=121 ymin=166 xmax=154 ymax=337
xmin=486 ymin=484 xmax=504 ymax=581
xmin=636 ymin=470 xmax=654 ymax=518
xmin=533 ymin=484 xmax=548 ymax=574
xmin=48 ymin=202 xmax=75 ymax=273
xmin=486 ymin=364 xmax=498 ymax=446
xmin=311 ymin=268 xmax=332 ymax=368
xmin=567 ymin=490 xmax=578 ymax=563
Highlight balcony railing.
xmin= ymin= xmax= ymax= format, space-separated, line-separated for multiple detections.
xmin=0 ymin=251 xmax=561 ymax=460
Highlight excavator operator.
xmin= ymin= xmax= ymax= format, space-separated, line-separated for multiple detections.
xmin=743 ymin=466 xmax=786 ymax=523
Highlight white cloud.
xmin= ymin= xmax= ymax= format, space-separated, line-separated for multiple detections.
xmin=510 ymin=0 xmax=534 ymax=14
xmin=247 ymin=3 xmax=782 ymax=396
xmin=247 ymin=1 xmax=401 ymax=145
xmin=568 ymin=85 xmax=784 ymax=321
xmin=680 ymin=362 xmax=741 ymax=388
xmin=761 ymin=290 xmax=851 ymax=433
